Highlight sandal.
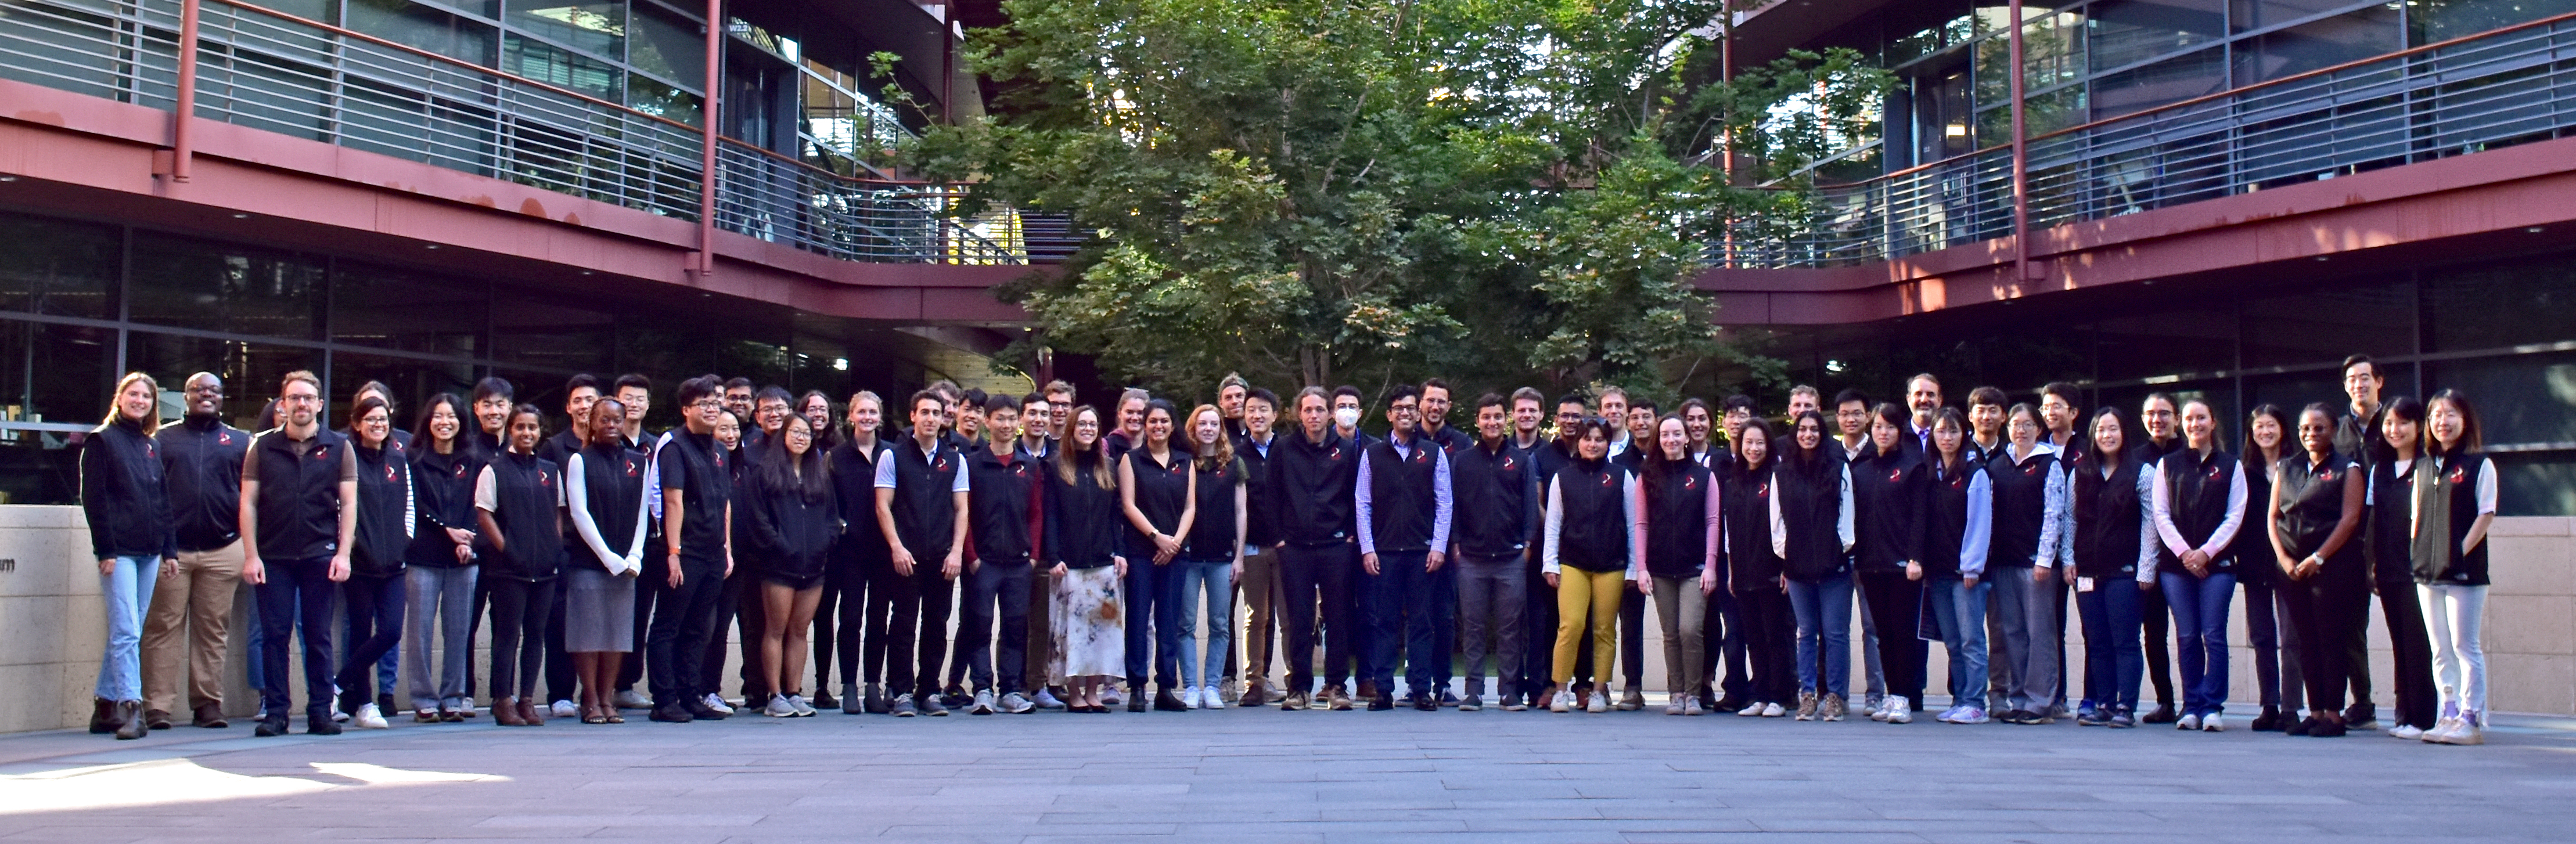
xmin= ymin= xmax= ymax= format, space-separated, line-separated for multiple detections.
xmin=606 ymin=710 xmax=626 ymax=724
xmin=582 ymin=705 xmax=610 ymax=725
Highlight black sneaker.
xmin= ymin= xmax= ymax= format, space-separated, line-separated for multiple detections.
xmin=1153 ymin=688 xmax=1188 ymax=712
xmin=1368 ymin=695 xmax=1395 ymax=712
xmin=918 ymin=695 xmax=951 ymax=716
xmin=891 ymin=697 xmax=919 ymax=717
xmin=307 ymin=717 xmax=341 ymax=736
xmin=683 ymin=698 xmax=731 ymax=720
xmin=254 ymin=717 xmax=289 ymax=737
xmin=1440 ymin=690 xmax=1460 ymax=708
xmin=650 ymin=702 xmax=694 ymax=723
xmin=941 ymin=686 xmax=972 ymax=710
xmin=2343 ymin=703 xmax=2379 ymax=731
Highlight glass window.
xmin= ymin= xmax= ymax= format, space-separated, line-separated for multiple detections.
xmin=628 ymin=72 xmax=702 ymax=126
xmin=506 ymin=0 xmax=623 ymax=59
xmin=491 ymin=291 xmax=613 ymax=372
xmin=2494 ymin=452 xmax=2576 ymax=517
xmin=348 ymin=0 xmax=498 ymax=67
xmin=503 ymin=33 xmax=622 ymax=100
xmin=128 ymin=233 xmax=326 ymax=340
xmin=0 ymin=212 xmax=117 ymax=319
xmin=329 ymin=349 xmax=479 ymax=430
xmin=2230 ymin=6 xmax=2401 ymax=84
xmin=236 ymin=0 xmax=336 ymax=24
xmin=2240 ymin=276 xmax=2413 ymax=367
xmin=332 ymin=262 xmax=486 ymax=356
xmin=2424 ymin=251 xmax=2576 ymax=352
xmin=625 ymin=0 xmax=703 ymax=86
xmin=2096 ymin=306 xmax=2236 ymax=381
xmin=123 ymin=331 xmax=325 ymax=429
xmin=2088 ymin=0 xmax=2225 ymax=71
xmin=2232 ymin=0 xmax=2384 ymax=31
xmin=2091 ymin=45 xmax=2227 ymax=119
xmin=2411 ymin=0 xmax=2576 ymax=45
xmin=0 ymin=320 xmax=113 ymax=504
xmin=2426 ymin=351 xmax=2576 ymax=449
xmin=2024 ymin=9 xmax=2088 ymax=91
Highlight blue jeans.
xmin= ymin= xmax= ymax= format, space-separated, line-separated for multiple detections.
xmin=256 ymin=556 xmax=338 ymax=721
xmin=2076 ymin=575 xmax=2145 ymax=712
xmin=1125 ymin=556 xmax=1179 ymax=690
xmin=404 ymin=565 xmax=479 ymax=712
xmin=1363 ymin=550 xmax=1434 ymax=695
xmin=1929 ymin=577 xmax=1991 ymax=710
xmin=2161 ymin=569 xmax=2236 ymax=716
xmin=1169 ymin=558 xmax=1233 ymax=688
xmin=95 ymin=555 xmax=159 ymax=701
xmin=1787 ymin=575 xmax=1853 ymax=698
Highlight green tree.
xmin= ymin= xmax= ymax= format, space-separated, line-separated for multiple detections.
xmin=903 ymin=0 xmax=1884 ymax=401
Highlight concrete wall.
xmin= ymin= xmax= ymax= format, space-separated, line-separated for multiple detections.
xmin=3 ymin=506 xmax=2570 ymax=731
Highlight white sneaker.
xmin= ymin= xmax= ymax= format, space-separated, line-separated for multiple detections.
xmin=1585 ymin=692 xmax=1607 ymax=713
xmin=2438 ymin=716 xmax=2485 ymax=745
xmin=1737 ymin=701 xmax=1766 ymax=717
xmin=613 ymin=689 xmax=652 ymax=709
xmin=2424 ymin=716 xmax=2460 ymax=742
xmin=702 ymin=693 xmax=735 ymax=715
xmin=1201 ymin=686 xmax=1225 ymax=710
xmin=1885 ymin=696 xmax=1912 ymax=724
xmin=2176 ymin=713 xmax=2201 ymax=731
xmin=551 ymin=699 xmax=579 ymax=719
xmin=1935 ymin=705 xmax=1963 ymax=724
xmin=352 ymin=703 xmax=389 ymax=730
xmin=1100 ymin=686 xmax=1124 ymax=706
xmin=1032 ymin=688 xmax=1067 ymax=710
xmin=1952 ymin=706 xmax=1989 ymax=724
xmin=331 ymin=709 xmax=351 ymax=723
xmin=1761 ymin=702 xmax=1785 ymax=717
xmin=787 ymin=694 xmax=817 ymax=717
xmin=762 ymin=697 xmax=797 ymax=717
xmin=2390 ymin=723 xmax=2424 ymax=740
xmin=1550 ymin=690 xmax=1574 ymax=713
xmin=2200 ymin=713 xmax=2225 ymax=732
xmin=1869 ymin=698 xmax=1893 ymax=722
xmin=1180 ymin=686 xmax=1203 ymax=709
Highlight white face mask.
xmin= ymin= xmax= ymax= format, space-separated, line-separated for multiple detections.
xmin=1334 ymin=407 xmax=1362 ymax=430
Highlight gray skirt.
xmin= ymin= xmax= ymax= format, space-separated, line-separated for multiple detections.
xmin=563 ymin=567 xmax=636 ymax=652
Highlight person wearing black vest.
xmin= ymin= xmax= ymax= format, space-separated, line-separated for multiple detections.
xmin=2128 ymin=392 xmax=2185 ymax=725
xmin=81 ymin=372 xmax=177 ymax=741
xmin=1639 ymin=416 xmax=1722 ymax=717
xmin=333 ymin=397 xmax=412 ymax=731
xmin=716 ymin=391 xmax=790 ymax=714
xmin=146 ymin=372 xmax=252 ymax=730
xmin=1268 ymin=387 xmax=1362 ymax=711
xmin=1541 ymin=418 xmax=1637 ymax=714
xmin=1357 ymin=385 xmax=1454 ymax=712
xmin=402 ymin=394 xmax=480 ymax=723
xmin=957 ymin=394 xmax=1044 ymax=715
xmin=744 ymin=412 xmax=836 ymax=719
xmin=240 ymin=371 xmax=358 ymax=737
xmin=1603 ymin=400 xmax=1653 ymax=713
xmin=1413 ymin=380 xmax=1470 ymax=708
xmin=1012 ymin=391 xmax=1066 ymax=710
xmin=1725 ymin=418 xmax=1796 ymax=718
xmin=1985 ymin=403 xmax=2067 ymax=726
xmin=456 ymin=376 xmax=512 ymax=723
xmin=2417 ymin=390 xmax=2496 ymax=745
xmin=875 ymin=389 xmax=972 ymax=716
xmin=1119 ymin=399 xmax=1194 ymax=712
xmin=1045 ymin=405 xmax=1128 ymax=712
xmin=2146 ymin=399 xmax=2247 ymax=733
xmin=2269 ymin=403 xmax=2368 ymax=737
xmin=1449 ymin=393 xmax=1537 ymax=712
xmin=1520 ymin=394 xmax=1588 ymax=705
xmin=606 ymin=374 xmax=660 ymax=712
xmin=645 ymin=376 xmax=736 ymax=724
xmin=1920 ymin=410 xmax=1994 ymax=726
xmin=2069 ymin=407 xmax=2154 ymax=727
xmin=1233 ymin=388 xmax=1285 ymax=706
xmin=563 ymin=399 xmax=647 ymax=724
xmin=476 ymin=405 xmax=564 ymax=727
xmin=2236 ymin=405 xmax=2298 ymax=731
xmin=1850 ymin=404 xmax=1930 ymax=723
xmin=531 ymin=376 xmax=602 ymax=719
xmin=1701 ymin=395 xmax=1758 ymax=716
xmin=2362 ymin=398 xmax=2439 ymax=738
xmin=1833 ymin=389 xmax=1889 ymax=717
xmin=1775 ymin=411 xmax=1856 ymax=721
xmin=829 ymin=391 xmax=894 ymax=714
xmin=2331 ymin=354 xmax=2397 ymax=729
xmin=1174 ymin=404 xmax=1247 ymax=710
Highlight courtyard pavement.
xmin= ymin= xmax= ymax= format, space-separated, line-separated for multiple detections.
xmin=4 ymin=698 xmax=2575 ymax=842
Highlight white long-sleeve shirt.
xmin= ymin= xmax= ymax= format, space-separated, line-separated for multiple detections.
xmin=1541 ymin=473 xmax=1642 ymax=579
xmin=2146 ymin=451 xmax=2248 ymax=581
xmin=565 ymin=452 xmax=649 ymax=576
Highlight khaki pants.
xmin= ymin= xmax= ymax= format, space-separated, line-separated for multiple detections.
xmin=1552 ymin=567 xmax=1625 ymax=686
xmin=142 ymin=541 xmax=244 ymax=714
xmin=1239 ymin=546 xmax=1278 ymax=688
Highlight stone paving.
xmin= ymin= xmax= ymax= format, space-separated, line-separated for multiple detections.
xmin=4 ymin=699 xmax=2575 ymax=842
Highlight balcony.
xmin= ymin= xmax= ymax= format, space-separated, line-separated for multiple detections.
xmin=0 ymin=0 xmax=1081 ymax=265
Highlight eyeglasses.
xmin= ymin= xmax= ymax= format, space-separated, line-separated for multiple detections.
xmin=691 ymin=399 xmax=725 ymax=410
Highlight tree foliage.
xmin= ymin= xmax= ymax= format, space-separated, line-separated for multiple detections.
xmin=902 ymin=0 xmax=1886 ymax=401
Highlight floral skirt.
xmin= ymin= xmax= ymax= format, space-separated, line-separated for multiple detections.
xmin=1053 ymin=565 xmax=1125 ymax=681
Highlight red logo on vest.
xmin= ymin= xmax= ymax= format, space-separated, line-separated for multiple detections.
xmin=1501 ymin=457 xmax=1515 ymax=471
xmin=2449 ymin=466 xmax=2466 ymax=484
xmin=218 ymin=432 xmax=233 ymax=445
xmin=1600 ymin=473 xmax=1614 ymax=487
xmin=1756 ymin=483 xmax=1768 ymax=497
xmin=1329 ymin=447 xmax=1341 ymax=461
xmin=624 ymin=459 xmax=639 ymax=477
xmin=454 ymin=463 xmax=467 ymax=479
xmin=539 ymin=471 xmax=552 ymax=486
xmin=383 ymin=464 xmax=397 ymax=482
xmin=1888 ymin=467 xmax=1904 ymax=482
xmin=313 ymin=446 xmax=328 ymax=461
xmin=2024 ymin=462 xmax=2041 ymax=475
xmin=2319 ymin=469 xmax=2336 ymax=482
xmin=2207 ymin=464 xmax=2223 ymax=480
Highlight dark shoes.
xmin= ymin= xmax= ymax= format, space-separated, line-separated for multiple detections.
xmin=113 ymin=701 xmax=148 ymax=740
xmin=650 ymin=702 xmax=695 ymax=723
xmin=519 ymin=698 xmax=546 ymax=726
xmin=2140 ymin=703 xmax=2180 ymax=724
xmin=685 ymin=697 xmax=732 ymax=720
xmin=864 ymin=683 xmax=892 ymax=715
xmin=1241 ymin=681 xmax=1269 ymax=708
xmin=841 ymin=686 xmax=866 ymax=715
xmin=1153 ymin=688 xmax=1188 ymax=712
xmin=918 ymin=695 xmax=952 ymax=717
xmin=2309 ymin=716 xmax=2349 ymax=737
xmin=1710 ymin=695 xmax=1749 ymax=715
xmin=1412 ymin=696 xmax=1438 ymax=712
xmin=254 ymin=717 xmax=289 ymax=737
xmin=2343 ymin=704 xmax=2380 ymax=731
xmin=192 ymin=701 xmax=229 ymax=728
xmin=1368 ymin=694 xmax=1395 ymax=712
xmin=89 ymin=698 xmax=120 ymax=734
xmin=812 ymin=688 xmax=840 ymax=710
xmin=2250 ymin=706 xmax=2285 ymax=732
xmin=307 ymin=715 xmax=341 ymax=735
xmin=143 ymin=708 xmax=173 ymax=731
xmin=494 ymin=697 xmax=527 ymax=727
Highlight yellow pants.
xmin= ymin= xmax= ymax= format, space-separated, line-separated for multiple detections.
xmin=1552 ymin=567 xmax=1625 ymax=686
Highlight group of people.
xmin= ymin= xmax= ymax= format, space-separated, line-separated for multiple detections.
xmin=75 ymin=354 xmax=2498 ymax=745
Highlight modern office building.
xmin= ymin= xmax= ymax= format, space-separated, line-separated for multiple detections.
xmin=0 ymin=0 xmax=1062 ymax=503
xmin=1706 ymin=0 xmax=2576 ymax=515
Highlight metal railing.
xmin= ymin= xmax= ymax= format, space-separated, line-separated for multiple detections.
xmin=1722 ymin=12 xmax=2576 ymax=269
xmin=0 ymin=0 xmax=1058 ymax=264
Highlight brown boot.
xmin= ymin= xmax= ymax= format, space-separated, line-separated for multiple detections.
xmin=493 ymin=697 xmax=527 ymax=726
xmin=519 ymin=698 xmax=545 ymax=726
xmin=192 ymin=701 xmax=229 ymax=728
xmin=1241 ymin=680 xmax=1268 ymax=708
xmin=144 ymin=709 xmax=173 ymax=731
xmin=90 ymin=698 xmax=120 ymax=734
xmin=113 ymin=701 xmax=148 ymax=740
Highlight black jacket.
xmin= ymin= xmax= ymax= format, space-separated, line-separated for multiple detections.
xmin=659 ymin=430 xmax=735 ymax=569
xmin=1775 ymin=452 xmax=1848 ymax=582
xmin=1045 ymin=453 xmax=1126 ymax=569
xmin=1722 ymin=459 xmax=1779 ymax=589
xmin=746 ymin=461 xmax=836 ymax=583
xmin=80 ymin=417 xmax=176 ymax=561
xmin=156 ymin=414 xmax=249 ymax=552
xmin=566 ymin=443 xmax=648 ymax=574
xmin=883 ymin=435 xmax=966 ymax=561
xmin=1848 ymin=445 xmax=1928 ymax=574
xmin=1124 ymin=446 xmax=1192 ymax=554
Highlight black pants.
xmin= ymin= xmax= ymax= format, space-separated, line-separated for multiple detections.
xmin=2344 ymin=568 xmax=2376 ymax=713
xmin=883 ymin=561 xmax=957 ymax=698
xmin=2281 ymin=557 xmax=2366 ymax=715
xmin=616 ymin=552 xmax=662 ymax=692
xmin=543 ymin=570 xmax=575 ymax=704
xmin=959 ymin=559 xmax=1033 ymax=693
xmin=1278 ymin=542 xmax=1359 ymax=694
xmin=701 ymin=569 xmax=773 ymax=704
xmin=1701 ymin=586 xmax=1752 ymax=701
xmin=646 ymin=561 xmax=726 ymax=706
xmin=2140 ymin=586 xmax=2174 ymax=706
xmin=828 ymin=549 xmax=878 ymax=690
xmin=334 ymin=572 xmax=405 ymax=713
xmin=2377 ymin=578 xmax=2439 ymax=729
xmin=485 ymin=577 xmax=556 ymax=700
xmin=810 ymin=570 xmax=840 ymax=695
xmin=1520 ymin=551 xmax=1557 ymax=691
xmin=1735 ymin=586 xmax=1796 ymax=705
xmin=2243 ymin=576 xmax=2299 ymax=710
xmin=1612 ymin=587 xmax=1645 ymax=690
xmin=1857 ymin=569 xmax=1926 ymax=705
xmin=256 ymin=555 xmax=337 ymax=720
